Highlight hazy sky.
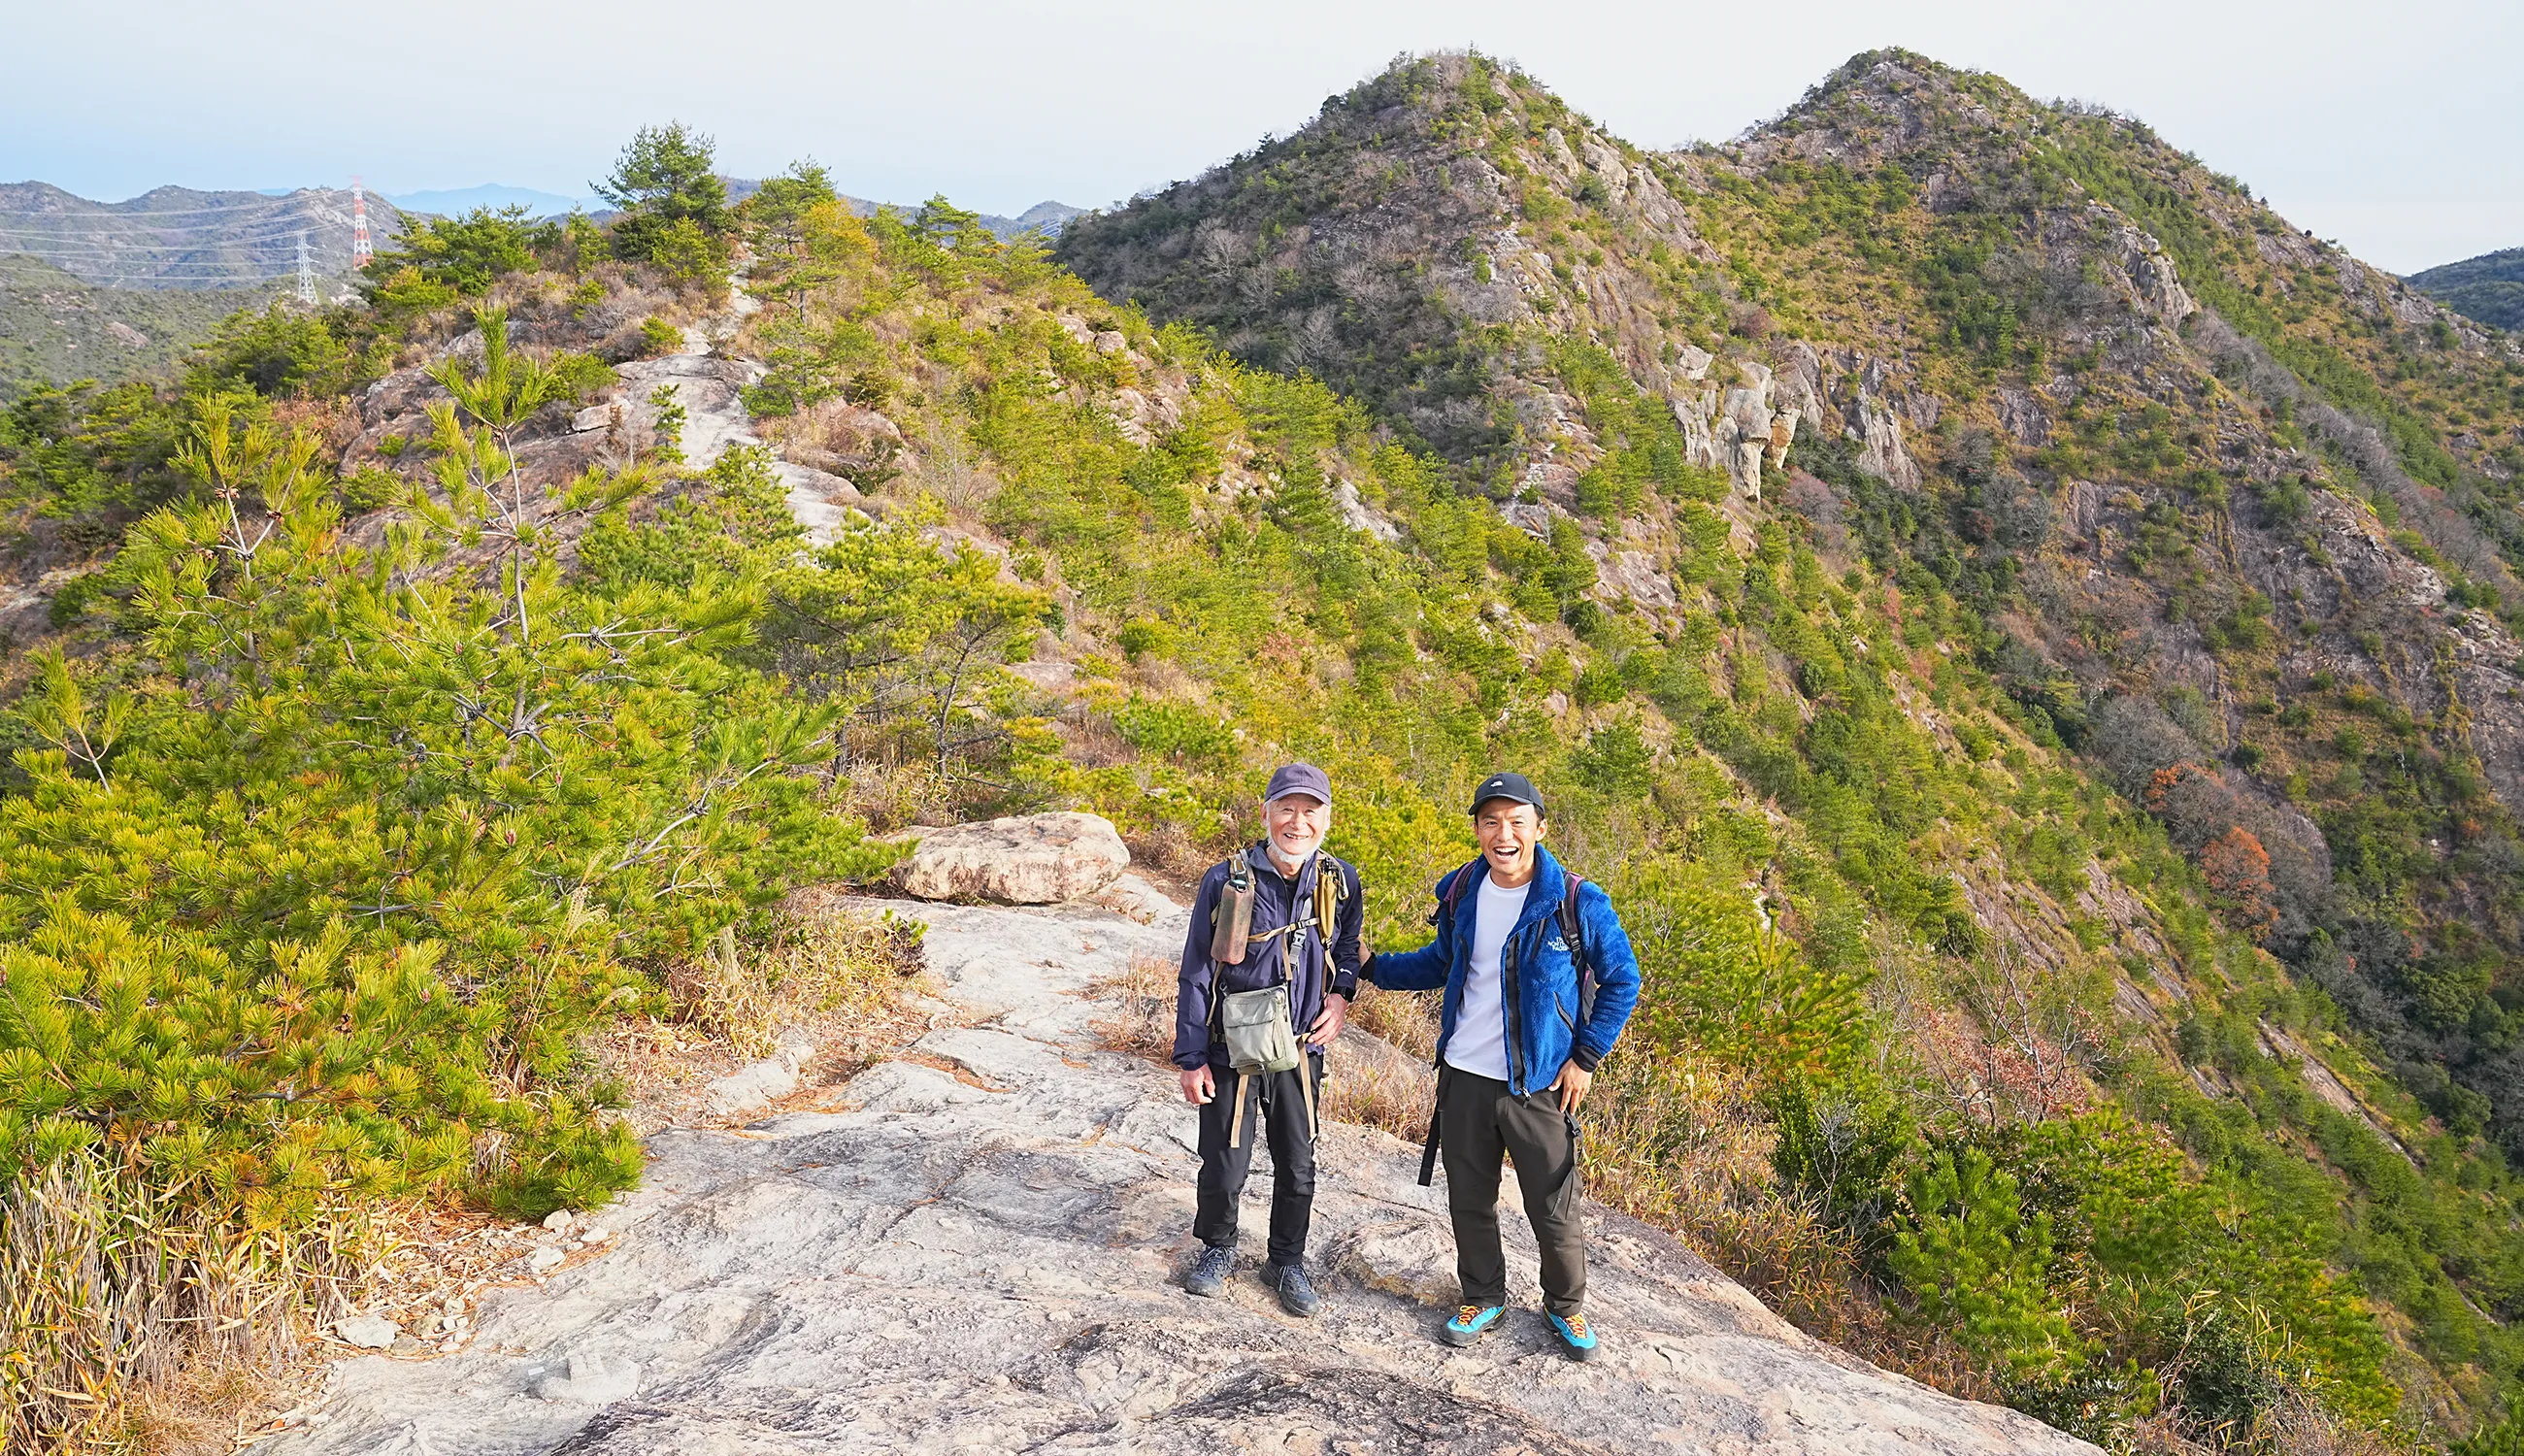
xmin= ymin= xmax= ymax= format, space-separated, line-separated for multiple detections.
xmin=3 ymin=0 xmax=2515 ymax=275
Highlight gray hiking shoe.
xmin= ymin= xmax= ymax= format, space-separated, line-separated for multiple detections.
xmin=1273 ymin=1263 xmax=1322 ymax=1318
xmin=1184 ymin=1244 xmax=1235 ymax=1298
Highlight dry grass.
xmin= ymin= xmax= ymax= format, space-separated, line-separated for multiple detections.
xmin=829 ymin=750 xmax=957 ymax=836
xmin=1579 ymin=1052 xmax=1993 ymax=1403
xmin=607 ymin=888 xmax=942 ymax=1133
xmin=1320 ymin=1042 xmax=1435 ymax=1141
xmin=1 ymin=1157 xmax=378 ymax=1454
xmin=664 ymin=894 xmax=925 ymax=1058
xmin=1090 ymin=951 xmax=1178 ymax=1061
xmin=1349 ymin=982 xmax=1438 ymax=1058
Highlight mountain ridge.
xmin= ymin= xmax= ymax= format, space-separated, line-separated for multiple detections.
xmin=1052 ymin=46 xmax=2524 ymax=1433
xmin=12 ymin=48 xmax=2524 ymax=1452
xmin=2411 ymin=246 xmax=2524 ymax=332
xmin=0 ymin=180 xmax=405 ymax=290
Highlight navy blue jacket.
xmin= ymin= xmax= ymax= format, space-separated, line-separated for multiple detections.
xmin=1367 ymin=845 xmax=1641 ymax=1096
xmin=1174 ymin=845 xmax=1363 ymax=1071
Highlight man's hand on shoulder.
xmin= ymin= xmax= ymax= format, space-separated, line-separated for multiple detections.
xmin=1308 ymin=992 xmax=1349 ymax=1047
xmin=1180 ymin=1065 xmax=1215 ymax=1105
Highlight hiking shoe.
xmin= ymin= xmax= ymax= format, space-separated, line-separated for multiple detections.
xmin=1184 ymin=1244 xmax=1235 ymax=1298
xmin=1547 ymin=1310 xmax=1602 ymax=1362
xmin=1273 ymin=1263 xmax=1322 ymax=1318
xmin=1442 ymin=1304 xmax=1505 ymax=1346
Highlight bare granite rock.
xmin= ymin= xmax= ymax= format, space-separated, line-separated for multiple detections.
xmin=892 ymin=811 xmax=1132 ymax=904
xmin=264 ymin=897 xmax=2097 ymax=1456
xmin=333 ymin=1315 xmax=400 ymax=1351
xmin=700 ymin=1025 xmax=816 ymax=1119
xmin=612 ymin=320 xmax=862 ymax=547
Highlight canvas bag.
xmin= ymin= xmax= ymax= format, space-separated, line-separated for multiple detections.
xmin=1210 ymin=849 xmax=1345 ymax=1076
xmin=1219 ymin=982 xmax=1303 ymax=1075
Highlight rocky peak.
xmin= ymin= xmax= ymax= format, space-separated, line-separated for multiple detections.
xmin=1055 ymin=45 xmax=2524 ymax=1204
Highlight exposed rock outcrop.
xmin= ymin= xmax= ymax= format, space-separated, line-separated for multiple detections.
xmin=263 ymin=897 xmax=2098 ymax=1456
xmin=891 ymin=811 xmax=1133 ymax=904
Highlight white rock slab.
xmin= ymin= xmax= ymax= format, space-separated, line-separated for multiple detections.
xmin=265 ymin=896 xmax=2097 ymax=1456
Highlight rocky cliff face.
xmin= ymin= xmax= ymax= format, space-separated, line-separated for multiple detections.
xmin=259 ymin=894 xmax=2095 ymax=1456
xmin=1058 ymin=49 xmax=2524 ymax=1153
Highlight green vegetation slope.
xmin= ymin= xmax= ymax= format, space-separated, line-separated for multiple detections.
xmin=9 ymin=62 xmax=2524 ymax=1456
xmin=2414 ymin=248 xmax=2524 ymax=333
xmin=0 ymin=253 xmax=275 ymax=401
xmin=1056 ymin=49 xmax=2524 ymax=1448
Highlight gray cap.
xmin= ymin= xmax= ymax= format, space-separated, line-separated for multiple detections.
xmin=1266 ymin=762 xmax=1332 ymax=805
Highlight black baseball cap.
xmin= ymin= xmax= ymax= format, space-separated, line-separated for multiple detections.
xmin=1470 ymin=771 xmax=1544 ymax=818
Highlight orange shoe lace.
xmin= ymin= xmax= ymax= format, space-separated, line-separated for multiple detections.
xmin=1561 ymin=1314 xmax=1590 ymax=1340
xmin=1456 ymin=1305 xmax=1483 ymax=1325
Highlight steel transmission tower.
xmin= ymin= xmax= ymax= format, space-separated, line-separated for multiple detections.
xmin=351 ymin=178 xmax=373 ymax=269
xmin=296 ymin=231 xmax=316 ymax=303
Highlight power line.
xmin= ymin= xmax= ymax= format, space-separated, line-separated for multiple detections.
xmin=0 ymin=242 xmax=348 ymax=259
xmin=0 ymin=198 xmax=331 ymax=219
xmin=0 ymin=213 xmax=366 ymax=240
xmin=84 ymin=276 xmax=299 ymax=285
xmin=2 ymin=252 xmax=344 ymax=272
xmin=2 ymin=260 xmax=333 ymax=282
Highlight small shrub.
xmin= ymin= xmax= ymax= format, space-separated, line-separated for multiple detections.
xmin=1887 ymin=1146 xmax=2083 ymax=1381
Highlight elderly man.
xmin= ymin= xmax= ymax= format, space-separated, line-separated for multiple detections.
xmin=1364 ymin=771 xmax=1642 ymax=1361
xmin=1174 ymin=762 xmax=1364 ymax=1316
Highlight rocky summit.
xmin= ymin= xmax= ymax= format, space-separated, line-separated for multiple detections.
xmin=261 ymin=894 xmax=2091 ymax=1456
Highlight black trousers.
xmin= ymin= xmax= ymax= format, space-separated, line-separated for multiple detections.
xmin=1193 ymin=1052 xmax=1321 ymax=1269
xmin=1440 ymin=1068 xmax=1587 ymax=1316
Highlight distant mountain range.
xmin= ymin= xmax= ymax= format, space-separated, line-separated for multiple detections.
xmin=2409 ymin=246 xmax=2524 ymax=330
xmin=0 ymin=182 xmax=406 ymax=291
xmin=0 ymin=178 xmax=1084 ymax=396
xmin=721 ymin=181 xmax=1081 ymax=241
xmin=383 ymin=184 xmax=593 ymax=218
xmin=0 ymin=181 xmax=1083 ymax=298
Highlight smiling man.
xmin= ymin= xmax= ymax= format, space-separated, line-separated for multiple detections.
xmin=1173 ymin=762 xmax=1363 ymax=1316
xmin=1363 ymin=771 xmax=1641 ymax=1361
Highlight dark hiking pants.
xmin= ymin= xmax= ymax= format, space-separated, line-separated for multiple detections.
xmin=1440 ymin=1068 xmax=1586 ymax=1316
xmin=1193 ymin=1052 xmax=1322 ymax=1269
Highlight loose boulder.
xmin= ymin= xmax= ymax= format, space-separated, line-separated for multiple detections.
xmin=891 ymin=811 xmax=1130 ymax=904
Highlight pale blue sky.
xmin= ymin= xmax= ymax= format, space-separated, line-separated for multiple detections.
xmin=2 ymin=0 xmax=2515 ymax=274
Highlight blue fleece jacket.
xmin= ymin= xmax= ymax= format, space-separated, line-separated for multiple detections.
xmin=1366 ymin=845 xmax=1642 ymax=1097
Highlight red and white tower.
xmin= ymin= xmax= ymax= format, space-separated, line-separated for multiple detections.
xmin=350 ymin=177 xmax=373 ymax=269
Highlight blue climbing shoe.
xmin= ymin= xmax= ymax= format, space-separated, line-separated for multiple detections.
xmin=1547 ymin=1309 xmax=1602 ymax=1362
xmin=1184 ymin=1244 xmax=1235 ymax=1298
xmin=1442 ymin=1303 xmax=1505 ymax=1346
xmin=1273 ymin=1263 xmax=1322 ymax=1318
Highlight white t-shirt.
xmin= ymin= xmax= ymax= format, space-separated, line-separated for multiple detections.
xmin=1445 ymin=872 xmax=1531 ymax=1082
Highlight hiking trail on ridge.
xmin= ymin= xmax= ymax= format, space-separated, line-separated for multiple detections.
xmin=260 ymin=892 xmax=2099 ymax=1455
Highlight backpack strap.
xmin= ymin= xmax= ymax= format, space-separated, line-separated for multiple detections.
xmin=1314 ymin=854 xmax=1345 ymax=945
xmin=1435 ymin=858 xmax=1484 ymax=925
xmin=1559 ymin=874 xmax=1594 ymax=1024
xmin=1205 ymin=853 xmax=1252 ymax=1037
